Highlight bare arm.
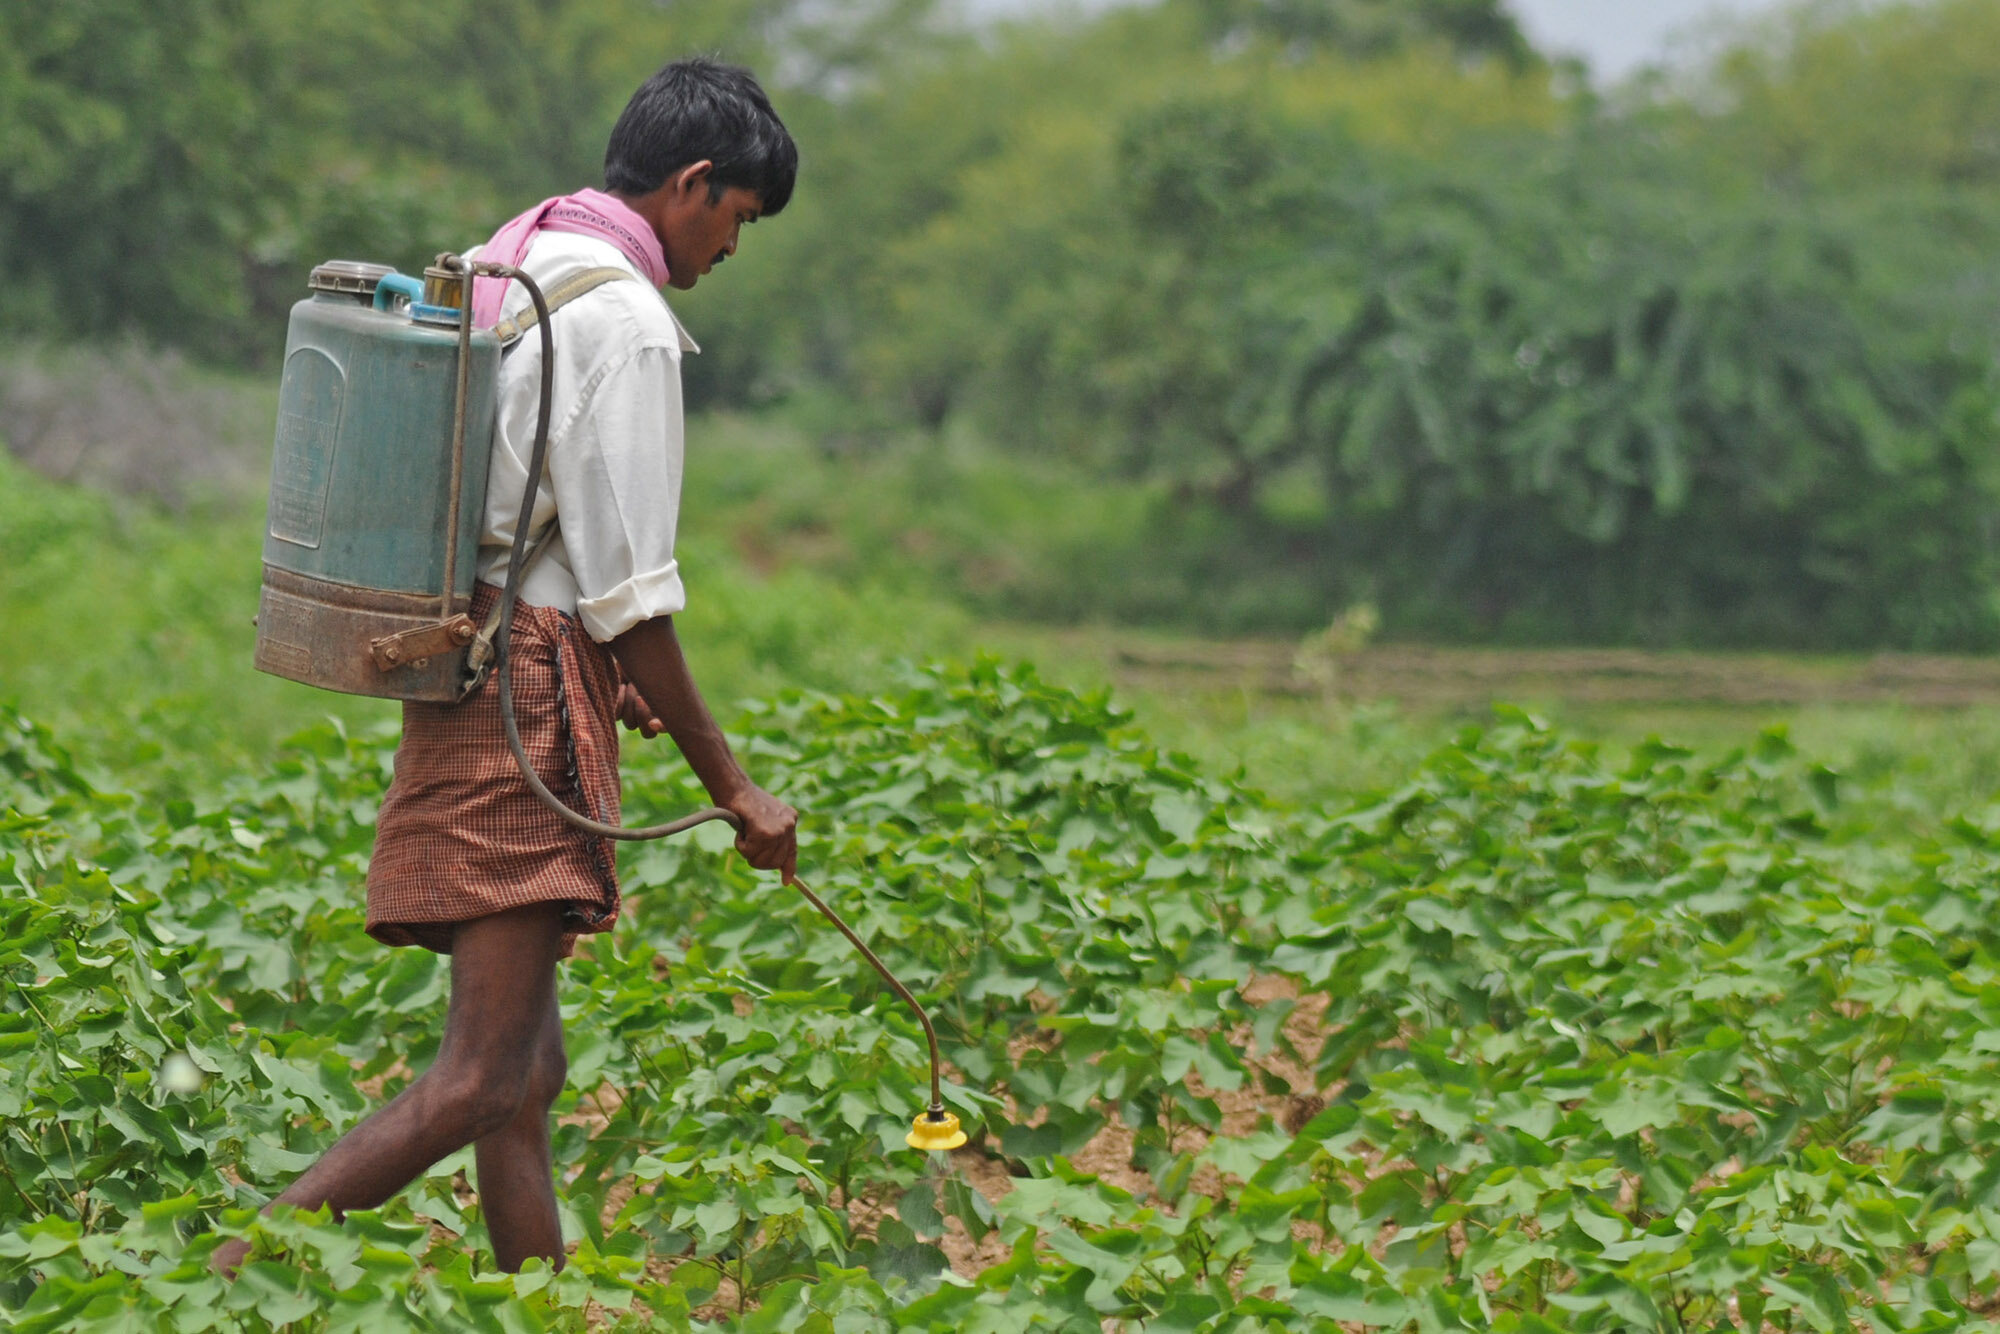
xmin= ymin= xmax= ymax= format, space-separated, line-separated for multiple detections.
xmin=609 ymin=614 xmax=798 ymax=883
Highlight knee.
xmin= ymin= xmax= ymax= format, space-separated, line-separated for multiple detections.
xmin=422 ymin=1060 xmax=534 ymax=1141
xmin=423 ymin=1036 xmax=563 ymax=1138
xmin=524 ymin=1034 xmax=567 ymax=1112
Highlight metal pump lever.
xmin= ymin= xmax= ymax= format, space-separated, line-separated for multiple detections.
xmin=442 ymin=256 xmax=965 ymax=1149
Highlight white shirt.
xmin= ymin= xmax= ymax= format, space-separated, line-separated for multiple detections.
xmin=472 ymin=230 xmax=700 ymax=643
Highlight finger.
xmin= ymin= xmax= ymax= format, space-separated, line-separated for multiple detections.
xmin=644 ymin=715 xmax=664 ymax=739
xmin=738 ymin=840 xmax=781 ymax=874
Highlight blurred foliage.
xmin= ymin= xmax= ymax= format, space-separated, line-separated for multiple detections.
xmin=1703 ymin=0 xmax=2000 ymax=189
xmin=0 ymin=0 xmax=919 ymax=364
xmin=1183 ymin=0 xmax=1531 ymax=61
xmin=6 ymin=0 xmax=2000 ymax=646
xmin=0 ymin=448 xmax=967 ymax=790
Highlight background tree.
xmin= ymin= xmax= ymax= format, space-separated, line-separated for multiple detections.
xmin=6 ymin=0 xmax=1999 ymax=648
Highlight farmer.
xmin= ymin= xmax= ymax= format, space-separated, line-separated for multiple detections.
xmin=213 ymin=57 xmax=801 ymax=1277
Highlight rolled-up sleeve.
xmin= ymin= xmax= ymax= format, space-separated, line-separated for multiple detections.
xmin=549 ymin=342 xmax=687 ymax=642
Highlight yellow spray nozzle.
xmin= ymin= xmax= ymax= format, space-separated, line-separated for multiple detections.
xmin=907 ymin=1107 xmax=967 ymax=1152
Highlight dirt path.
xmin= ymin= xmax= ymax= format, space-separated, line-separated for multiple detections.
xmin=1096 ymin=639 xmax=2000 ymax=707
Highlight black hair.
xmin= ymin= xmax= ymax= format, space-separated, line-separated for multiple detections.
xmin=603 ymin=57 xmax=797 ymax=215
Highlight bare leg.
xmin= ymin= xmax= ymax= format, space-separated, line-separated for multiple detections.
xmin=212 ymin=902 xmax=569 ymax=1275
xmin=473 ymin=982 xmax=567 ymax=1270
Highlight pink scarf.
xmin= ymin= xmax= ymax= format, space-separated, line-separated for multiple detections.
xmin=469 ymin=188 xmax=668 ymax=328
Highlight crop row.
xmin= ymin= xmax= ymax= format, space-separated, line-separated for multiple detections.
xmin=3 ymin=663 xmax=1999 ymax=1330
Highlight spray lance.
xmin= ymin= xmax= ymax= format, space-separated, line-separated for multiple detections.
xmin=254 ymin=252 xmax=965 ymax=1152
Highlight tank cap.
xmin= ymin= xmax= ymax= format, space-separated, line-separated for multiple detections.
xmin=308 ymin=260 xmax=396 ymax=297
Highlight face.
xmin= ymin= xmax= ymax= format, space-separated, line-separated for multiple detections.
xmin=657 ymin=172 xmax=764 ymax=291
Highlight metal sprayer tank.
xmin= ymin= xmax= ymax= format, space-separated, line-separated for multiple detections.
xmin=254 ymin=261 xmax=499 ymax=701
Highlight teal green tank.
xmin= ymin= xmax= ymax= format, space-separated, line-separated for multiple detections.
xmin=254 ymin=260 xmax=502 ymax=701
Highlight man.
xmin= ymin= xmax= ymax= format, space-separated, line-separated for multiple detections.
xmin=214 ymin=58 xmax=800 ymax=1277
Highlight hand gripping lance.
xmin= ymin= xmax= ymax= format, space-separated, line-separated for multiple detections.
xmin=253 ymin=253 xmax=965 ymax=1152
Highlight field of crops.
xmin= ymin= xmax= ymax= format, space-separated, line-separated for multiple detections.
xmin=5 ymin=658 xmax=2000 ymax=1332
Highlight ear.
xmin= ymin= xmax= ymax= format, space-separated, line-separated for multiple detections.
xmin=670 ymin=159 xmax=716 ymax=202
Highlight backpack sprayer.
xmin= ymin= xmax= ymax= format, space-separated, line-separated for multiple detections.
xmin=253 ymin=254 xmax=966 ymax=1153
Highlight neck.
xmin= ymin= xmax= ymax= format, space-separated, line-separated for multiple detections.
xmin=604 ymin=187 xmax=669 ymax=251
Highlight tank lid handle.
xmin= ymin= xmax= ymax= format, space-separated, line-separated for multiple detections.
xmin=308 ymin=260 xmax=397 ymax=298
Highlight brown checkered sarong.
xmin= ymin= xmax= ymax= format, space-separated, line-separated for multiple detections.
xmin=366 ymin=582 xmax=622 ymax=955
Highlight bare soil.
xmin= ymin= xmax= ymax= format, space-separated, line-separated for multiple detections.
xmin=1101 ymin=638 xmax=2000 ymax=707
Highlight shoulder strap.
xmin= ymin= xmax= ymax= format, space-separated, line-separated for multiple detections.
xmin=491 ymin=266 xmax=635 ymax=349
